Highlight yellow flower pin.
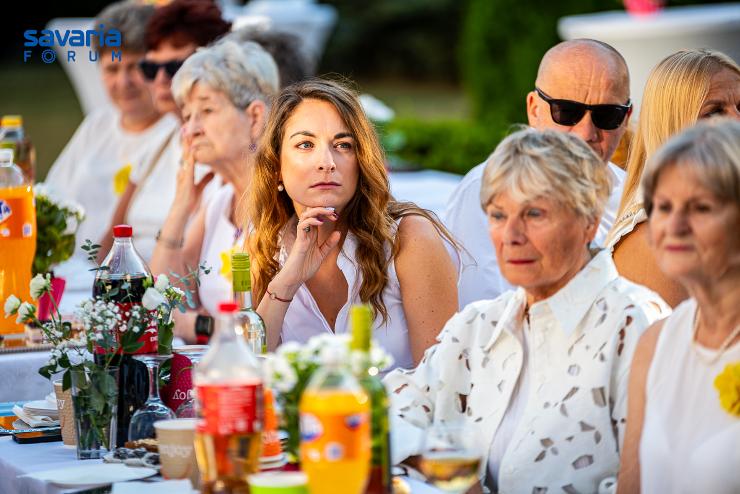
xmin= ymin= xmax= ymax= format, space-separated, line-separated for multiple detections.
xmin=113 ymin=163 xmax=132 ymax=196
xmin=714 ymin=362 xmax=740 ymax=417
xmin=219 ymin=246 xmax=240 ymax=282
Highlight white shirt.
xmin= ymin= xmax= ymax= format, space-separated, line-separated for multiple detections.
xmin=443 ymin=161 xmax=625 ymax=308
xmin=384 ymin=250 xmax=670 ymax=493
xmin=45 ymin=106 xmax=178 ymax=252
xmin=640 ymin=298 xmax=740 ymax=494
xmin=198 ymin=184 xmax=242 ymax=317
xmin=278 ymin=218 xmax=414 ymax=371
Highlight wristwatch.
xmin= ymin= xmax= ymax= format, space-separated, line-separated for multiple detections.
xmin=194 ymin=315 xmax=214 ymax=344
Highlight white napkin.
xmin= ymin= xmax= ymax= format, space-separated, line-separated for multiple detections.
xmin=12 ymin=405 xmax=59 ymax=428
xmin=112 ymin=479 xmax=196 ymax=494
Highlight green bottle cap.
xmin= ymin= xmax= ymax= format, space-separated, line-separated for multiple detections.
xmin=232 ymin=252 xmax=251 ymax=291
xmin=349 ymin=304 xmax=373 ymax=351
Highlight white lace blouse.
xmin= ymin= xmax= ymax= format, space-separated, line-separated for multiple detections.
xmin=384 ymin=251 xmax=670 ymax=493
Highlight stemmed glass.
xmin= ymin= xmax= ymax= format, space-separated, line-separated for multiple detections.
xmin=172 ymin=345 xmax=209 ymax=418
xmin=128 ymin=353 xmax=176 ymax=441
xmin=418 ymin=422 xmax=482 ymax=494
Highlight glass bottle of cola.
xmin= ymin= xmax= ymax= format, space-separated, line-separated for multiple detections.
xmin=93 ymin=224 xmax=154 ymax=447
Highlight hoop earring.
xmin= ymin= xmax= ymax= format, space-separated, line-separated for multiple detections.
xmin=277 ymin=183 xmax=284 ymax=192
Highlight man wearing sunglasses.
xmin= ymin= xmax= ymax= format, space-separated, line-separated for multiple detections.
xmin=444 ymin=39 xmax=633 ymax=308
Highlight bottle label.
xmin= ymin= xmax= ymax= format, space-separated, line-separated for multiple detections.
xmin=0 ymin=196 xmax=34 ymax=239
xmin=196 ymin=382 xmax=263 ymax=435
xmin=300 ymin=410 xmax=370 ymax=462
xmin=92 ymin=302 xmax=158 ymax=355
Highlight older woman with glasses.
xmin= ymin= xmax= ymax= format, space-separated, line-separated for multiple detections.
xmin=386 ymin=128 xmax=670 ymax=493
xmin=99 ymin=0 xmax=232 ymax=261
xmin=608 ymin=49 xmax=740 ymax=307
xmin=618 ymin=119 xmax=740 ymax=494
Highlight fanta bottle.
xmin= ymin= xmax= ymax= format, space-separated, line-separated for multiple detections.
xmin=0 ymin=148 xmax=36 ymax=334
xmin=299 ymin=345 xmax=370 ymax=494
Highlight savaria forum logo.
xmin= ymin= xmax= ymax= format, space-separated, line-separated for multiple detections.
xmin=23 ymin=25 xmax=122 ymax=63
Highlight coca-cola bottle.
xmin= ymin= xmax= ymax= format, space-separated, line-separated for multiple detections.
xmin=194 ymin=301 xmax=263 ymax=494
xmin=93 ymin=224 xmax=154 ymax=447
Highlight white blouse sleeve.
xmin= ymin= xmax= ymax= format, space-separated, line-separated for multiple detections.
xmin=383 ymin=307 xmax=480 ymax=465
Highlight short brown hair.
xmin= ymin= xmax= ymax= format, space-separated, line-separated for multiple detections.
xmin=145 ymin=0 xmax=231 ymax=51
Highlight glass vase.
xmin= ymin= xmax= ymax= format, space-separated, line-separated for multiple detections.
xmin=71 ymin=366 xmax=119 ymax=459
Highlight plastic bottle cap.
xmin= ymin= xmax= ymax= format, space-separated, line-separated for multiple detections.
xmin=0 ymin=148 xmax=14 ymax=163
xmin=113 ymin=224 xmax=133 ymax=237
xmin=1 ymin=115 xmax=22 ymax=127
xmin=218 ymin=301 xmax=239 ymax=313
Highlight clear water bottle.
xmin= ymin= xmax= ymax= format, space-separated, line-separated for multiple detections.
xmin=231 ymin=252 xmax=266 ymax=354
xmin=0 ymin=115 xmax=36 ymax=183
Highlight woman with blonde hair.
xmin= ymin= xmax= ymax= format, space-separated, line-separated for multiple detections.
xmin=608 ymin=48 xmax=740 ymax=307
xmin=386 ymin=127 xmax=669 ymax=493
xmin=618 ymin=119 xmax=740 ymax=494
xmin=247 ymin=78 xmax=459 ymax=369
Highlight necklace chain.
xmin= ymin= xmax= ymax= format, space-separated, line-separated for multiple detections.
xmin=692 ymin=308 xmax=740 ymax=364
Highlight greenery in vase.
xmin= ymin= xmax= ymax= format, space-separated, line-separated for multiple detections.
xmin=265 ymin=334 xmax=394 ymax=463
xmin=32 ymin=183 xmax=84 ymax=276
xmin=3 ymin=243 xmax=209 ymax=450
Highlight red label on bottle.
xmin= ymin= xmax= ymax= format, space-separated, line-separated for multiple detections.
xmin=93 ymin=302 xmax=158 ymax=355
xmin=196 ymin=382 xmax=263 ymax=435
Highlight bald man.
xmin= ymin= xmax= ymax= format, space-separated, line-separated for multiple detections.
xmin=444 ymin=39 xmax=633 ymax=308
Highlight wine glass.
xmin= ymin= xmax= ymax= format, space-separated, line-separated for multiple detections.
xmin=419 ymin=422 xmax=482 ymax=494
xmin=128 ymin=354 xmax=176 ymax=441
xmin=172 ymin=345 xmax=209 ymax=418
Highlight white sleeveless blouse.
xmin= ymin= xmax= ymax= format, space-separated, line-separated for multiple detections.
xmin=278 ymin=218 xmax=414 ymax=371
xmin=640 ymin=298 xmax=740 ymax=494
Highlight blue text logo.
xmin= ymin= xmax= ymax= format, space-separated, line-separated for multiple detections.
xmin=23 ymin=25 xmax=122 ymax=64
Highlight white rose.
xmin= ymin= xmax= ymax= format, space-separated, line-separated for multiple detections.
xmin=266 ymin=355 xmax=298 ymax=393
xmin=4 ymin=295 xmax=21 ymax=317
xmin=142 ymin=287 xmax=167 ymax=311
xmin=16 ymin=302 xmax=36 ymax=323
xmin=154 ymin=274 xmax=169 ymax=293
xmin=29 ymin=274 xmax=51 ymax=300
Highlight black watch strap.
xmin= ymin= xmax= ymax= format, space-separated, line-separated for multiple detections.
xmin=194 ymin=315 xmax=214 ymax=343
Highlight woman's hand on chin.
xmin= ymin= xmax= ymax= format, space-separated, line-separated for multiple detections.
xmin=279 ymin=206 xmax=341 ymax=287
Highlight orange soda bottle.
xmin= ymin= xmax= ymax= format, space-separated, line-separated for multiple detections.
xmin=0 ymin=148 xmax=36 ymax=334
xmin=299 ymin=345 xmax=370 ymax=494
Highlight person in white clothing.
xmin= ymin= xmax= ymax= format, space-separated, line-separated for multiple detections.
xmin=149 ymin=40 xmax=279 ymax=342
xmin=608 ymin=49 xmax=740 ymax=308
xmin=386 ymin=128 xmax=669 ymax=494
xmin=247 ymin=79 xmax=460 ymax=370
xmin=99 ymin=0 xmax=231 ymax=261
xmin=444 ymin=39 xmax=632 ymax=308
xmin=618 ymin=120 xmax=740 ymax=494
xmin=45 ymin=1 xmax=177 ymax=256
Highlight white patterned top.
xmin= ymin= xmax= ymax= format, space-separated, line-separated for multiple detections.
xmin=384 ymin=250 xmax=670 ymax=493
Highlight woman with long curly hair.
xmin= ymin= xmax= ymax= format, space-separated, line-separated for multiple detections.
xmin=246 ymin=78 xmax=459 ymax=369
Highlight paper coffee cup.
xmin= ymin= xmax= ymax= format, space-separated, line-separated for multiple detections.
xmin=53 ymin=379 xmax=76 ymax=446
xmin=248 ymin=472 xmax=309 ymax=494
xmin=155 ymin=418 xmax=198 ymax=482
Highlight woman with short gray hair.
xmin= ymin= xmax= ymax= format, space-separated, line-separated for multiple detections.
xmin=149 ymin=40 xmax=279 ymax=341
xmin=618 ymin=119 xmax=740 ymax=494
xmin=386 ymin=127 xmax=670 ymax=493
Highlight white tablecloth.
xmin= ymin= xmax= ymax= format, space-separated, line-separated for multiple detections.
xmin=0 ymin=352 xmax=55 ymax=402
xmin=0 ymin=436 xmax=88 ymax=494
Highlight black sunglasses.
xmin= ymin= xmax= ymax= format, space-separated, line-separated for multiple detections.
xmin=139 ymin=59 xmax=185 ymax=81
xmin=535 ymin=87 xmax=631 ymax=130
